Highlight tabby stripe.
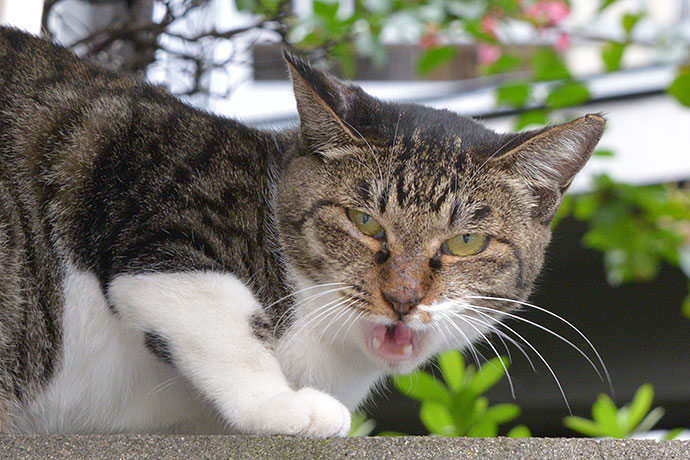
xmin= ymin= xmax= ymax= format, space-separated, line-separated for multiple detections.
xmin=287 ymin=199 xmax=338 ymax=233
xmin=117 ymin=226 xmax=221 ymax=271
xmin=495 ymin=237 xmax=525 ymax=289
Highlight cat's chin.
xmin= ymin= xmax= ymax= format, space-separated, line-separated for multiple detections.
xmin=360 ymin=320 xmax=429 ymax=372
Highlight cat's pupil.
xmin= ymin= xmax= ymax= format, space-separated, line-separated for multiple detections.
xmin=463 ymin=234 xmax=470 ymax=243
xmin=361 ymin=214 xmax=369 ymax=224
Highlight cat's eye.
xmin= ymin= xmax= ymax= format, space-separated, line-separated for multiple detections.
xmin=347 ymin=209 xmax=384 ymax=238
xmin=442 ymin=233 xmax=487 ymax=256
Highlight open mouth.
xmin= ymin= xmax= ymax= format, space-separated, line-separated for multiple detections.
xmin=367 ymin=321 xmax=418 ymax=361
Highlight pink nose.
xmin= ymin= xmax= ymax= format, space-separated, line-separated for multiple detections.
xmin=382 ymin=290 xmax=423 ymax=318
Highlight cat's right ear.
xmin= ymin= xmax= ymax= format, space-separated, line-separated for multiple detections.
xmin=283 ymin=51 xmax=366 ymax=159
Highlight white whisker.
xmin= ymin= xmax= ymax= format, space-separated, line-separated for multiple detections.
xmin=468 ymin=310 xmax=536 ymax=371
xmin=452 ymin=303 xmax=573 ymax=413
xmin=467 ymin=294 xmax=612 ymax=394
xmin=447 ymin=311 xmax=515 ymax=398
xmin=320 ymin=299 xmax=359 ymax=344
xmin=439 ymin=313 xmax=486 ymax=367
xmin=273 ymin=285 xmax=352 ymax=334
xmin=338 ymin=306 xmax=366 ymax=352
xmin=462 ymin=302 xmax=602 ymax=382
xmin=279 ymin=296 xmax=354 ymax=350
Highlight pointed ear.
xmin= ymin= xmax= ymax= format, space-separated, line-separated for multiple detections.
xmin=283 ymin=51 xmax=366 ymax=158
xmin=491 ymin=114 xmax=605 ymax=223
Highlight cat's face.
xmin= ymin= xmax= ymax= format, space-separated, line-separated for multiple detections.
xmin=277 ymin=54 xmax=604 ymax=374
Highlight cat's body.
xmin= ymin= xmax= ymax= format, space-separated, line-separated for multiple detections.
xmin=0 ymin=28 xmax=604 ymax=435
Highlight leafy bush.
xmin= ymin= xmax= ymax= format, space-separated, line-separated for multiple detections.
xmin=381 ymin=350 xmax=530 ymax=437
xmin=351 ymin=351 xmax=686 ymax=439
xmin=564 ymin=384 xmax=683 ymax=440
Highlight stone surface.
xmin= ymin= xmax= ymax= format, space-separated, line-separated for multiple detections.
xmin=1 ymin=436 xmax=689 ymax=460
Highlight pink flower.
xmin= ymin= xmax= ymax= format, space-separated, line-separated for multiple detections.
xmin=420 ymin=32 xmax=441 ymax=50
xmin=554 ymin=32 xmax=570 ymax=51
xmin=525 ymin=0 xmax=570 ymax=26
xmin=477 ymin=43 xmax=502 ymax=65
xmin=480 ymin=15 xmax=499 ymax=38
xmin=420 ymin=24 xmax=441 ymax=50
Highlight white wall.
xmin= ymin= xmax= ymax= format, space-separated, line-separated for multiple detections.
xmin=0 ymin=0 xmax=44 ymax=33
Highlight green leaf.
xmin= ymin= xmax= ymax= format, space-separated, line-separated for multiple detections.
xmin=467 ymin=357 xmax=509 ymax=396
xmin=464 ymin=20 xmax=497 ymax=43
xmin=532 ymin=48 xmax=570 ymax=81
xmin=514 ymin=109 xmax=548 ymax=130
xmin=594 ymin=149 xmax=615 ymax=157
xmin=467 ymin=420 xmax=498 ymax=437
xmin=417 ymin=46 xmax=457 ymax=76
xmin=313 ymin=0 xmax=339 ymax=20
xmin=438 ymin=350 xmax=464 ymax=392
xmin=483 ymin=403 xmax=521 ymax=424
xmin=682 ymin=292 xmax=690 ymax=318
xmin=420 ymin=401 xmax=456 ymax=435
xmin=235 ymin=0 xmax=257 ymax=11
xmin=632 ymin=407 xmax=665 ymax=435
xmin=626 ymin=384 xmax=654 ymax=432
xmin=591 ymin=394 xmax=622 ymax=437
xmin=602 ymin=42 xmax=626 ymax=72
xmin=494 ymin=0 xmax=521 ymax=13
xmin=622 ymin=13 xmax=643 ymax=35
xmin=599 ymin=0 xmax=618 ymax=11
xmin=563 ymin=415 xmax=605 ymax=437
xmin=377 ymin=430 xmax=408 ymax=436
xmin=496 ymin=81 xmax=531 ymax=108
xmin=482 ymin=53 xmax=522 ymax=76
xmin=448 ymin=389 xmax=478 ymax=432
xmin=507 ymin=424 xmax=532 ymax=438
xmin=331 ymin=42 xmax=356 ymax=78
xmin=392 ymin=372 xmax=451 ymax=404
xmin=668 ymin=69 xmax=690 ymax=107
xmin=349 ymin=412 xmax=376 ymax=436
xmin=546 ymin=81 xmax=591 ymax=108
xmin=663 ymin=428 xmax=684 ymax=440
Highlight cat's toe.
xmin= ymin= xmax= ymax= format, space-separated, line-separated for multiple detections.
xmin=243 ymin=389 xmax=350 ymax=437
xmin=295 ymin=387 xmax=351 ymax=437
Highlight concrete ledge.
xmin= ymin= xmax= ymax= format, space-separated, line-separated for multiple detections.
xmin=1 ymin=436 xmax=689 ymax=460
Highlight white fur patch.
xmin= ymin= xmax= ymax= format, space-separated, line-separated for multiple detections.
xmin=12 ymin=263 xmax=220 ymax=434
xmin=107 ymin=269 xmax=350 ymax=436
xmin=13 ymin=265 xmax=350 ymax=436
xmin=275 ymin=274 xmax=384 ymax=410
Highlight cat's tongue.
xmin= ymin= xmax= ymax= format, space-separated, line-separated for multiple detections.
xmin=370 ymin=322 xmax=415 ymax=360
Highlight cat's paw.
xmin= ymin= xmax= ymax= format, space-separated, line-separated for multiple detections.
xmin=241 ymin=388 xmax=351 ymax=437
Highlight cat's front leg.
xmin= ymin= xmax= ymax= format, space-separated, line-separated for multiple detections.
xmin=107 ymin=271 xmax=350 ymax=436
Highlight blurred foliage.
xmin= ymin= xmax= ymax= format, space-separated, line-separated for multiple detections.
xmin=556 ymin=178 xmax=690 ymax=288
xmin=373 ymin=352 xmax=686 ymax=439
xmin=563 ymin=384 xmax=683 ymax=439
xmin=349 ymin=411 xmax=377 ymax=436
xmin=380 ymin=350 xmax=531 ymax=437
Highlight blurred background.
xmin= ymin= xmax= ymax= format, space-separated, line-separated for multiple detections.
xmin=2 ymin=0 xmax=689 ymax=437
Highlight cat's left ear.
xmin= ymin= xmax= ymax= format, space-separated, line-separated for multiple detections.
xmin=284 ymin=51 xmax=370 ymax=158
xmin=491 ymin=114 xmax=605 ymax=223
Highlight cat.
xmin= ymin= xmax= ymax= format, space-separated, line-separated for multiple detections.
xmin=0 ymin=27 xmax=604 ymax=436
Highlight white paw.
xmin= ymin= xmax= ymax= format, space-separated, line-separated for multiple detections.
xmin=240 ymin=388 xmax=351 ymax=437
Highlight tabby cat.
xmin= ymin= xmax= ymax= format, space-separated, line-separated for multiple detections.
xmin=0 ymin=27 xmax=604 ymax=435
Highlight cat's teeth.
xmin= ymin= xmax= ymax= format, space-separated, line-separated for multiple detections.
xmin=402 ymin=344 xmax=413 ymax=356
xmin=372 ymin=337 xmax=383 ymax=350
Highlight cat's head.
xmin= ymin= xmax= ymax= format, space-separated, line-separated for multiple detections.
xmin=276 ymin=53 xmax=604 ymax=374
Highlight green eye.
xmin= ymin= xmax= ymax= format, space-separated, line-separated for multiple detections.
xmin=347 ymin=209 xmax=384 ymax=238
xmin=443 ymin=233 xmax=487 ymax=256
